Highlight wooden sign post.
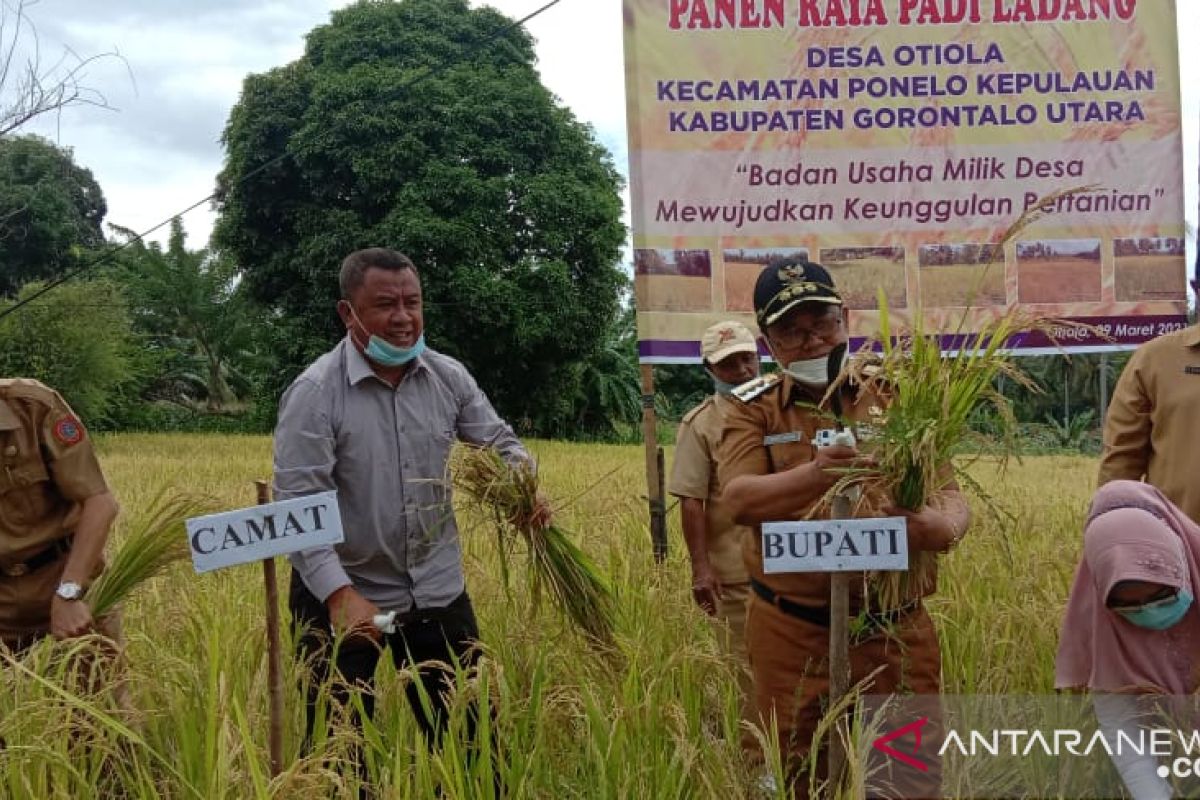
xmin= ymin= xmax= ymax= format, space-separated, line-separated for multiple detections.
xmin=640 ymin=363 xmax=668 ymax=562
xmin=761 ymin=510 xmax=908 ymax=797
xmin=255 ymin=481 xmax=286 ymax=777
xmin=185 ymin=487 xmax=344 ymax=778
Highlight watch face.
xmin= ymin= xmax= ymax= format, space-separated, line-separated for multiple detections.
xmin=56 ymin=581 xmax=83 ymax=600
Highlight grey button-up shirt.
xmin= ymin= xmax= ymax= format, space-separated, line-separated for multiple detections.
xmin=273 ymin=338 xmax=529 ymax=610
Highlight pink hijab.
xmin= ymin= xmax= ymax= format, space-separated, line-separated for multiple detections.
xmin=1056 ymin=480 xmax=1200 ymax=694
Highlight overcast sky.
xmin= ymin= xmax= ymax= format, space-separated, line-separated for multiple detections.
xmin=18 ymin=0 xmax=1199 ymax=273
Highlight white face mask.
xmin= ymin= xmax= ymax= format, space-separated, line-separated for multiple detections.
xmin=784 ymin=349 xmax=847 ymax=388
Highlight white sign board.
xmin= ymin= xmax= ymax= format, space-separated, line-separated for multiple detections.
xmin=186 ymin=490 xmax=344 ymax=574
xmin=762 ymin=517 xmax=908 ymax=574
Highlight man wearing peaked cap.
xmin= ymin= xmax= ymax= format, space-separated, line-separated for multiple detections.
xmin=717 ymin=257 xmax=971 ymax=798
xmin=667 ymin=320 xmax=761 ymax=753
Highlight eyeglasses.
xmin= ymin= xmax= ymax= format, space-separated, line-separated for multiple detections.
xmin=1108 ymin=586 xmax=1179 ymax=614
xmin=768 ymin=312 xmax=841 ymax=348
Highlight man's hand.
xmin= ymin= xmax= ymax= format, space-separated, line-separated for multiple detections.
xmin=690 ymin=563 xmax=722 ymax=616
xmin=529 ymin=491 xmax=554 ymax=530
xmin=812 ymin=443 xmax=876 ymax=490
xmin=50 ymin=596 xmax=94 ymax=640
xmin=326 ymin=585 xmax=383 ymax=642
xmin=885 ymin=504 xmax=956 ymax=553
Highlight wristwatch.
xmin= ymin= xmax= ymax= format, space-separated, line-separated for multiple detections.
xmin=55 ymin=581 xmax=84 ymax=601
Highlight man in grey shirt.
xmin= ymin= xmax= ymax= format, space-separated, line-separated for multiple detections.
xmin=274 ymin=247 xmax=548 ymax=759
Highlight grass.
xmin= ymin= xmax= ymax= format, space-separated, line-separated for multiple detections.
xmin=1 ymin=434 xmax=1103 ymax=798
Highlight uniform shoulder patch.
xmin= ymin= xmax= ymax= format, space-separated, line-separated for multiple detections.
xmin=52 ymin=415 xmax=85 ymax=446
xmin=681 ymin=396 xmax=714 ymax=424
xmin=731 ymin=372 xmax=781 ymax=404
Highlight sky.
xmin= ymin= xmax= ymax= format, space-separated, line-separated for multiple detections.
xmin=16 ymin=0 xmax=1200 ymax=274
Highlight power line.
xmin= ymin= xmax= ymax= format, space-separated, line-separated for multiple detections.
xmin=0 ymin=0 xmax=568 ymax=324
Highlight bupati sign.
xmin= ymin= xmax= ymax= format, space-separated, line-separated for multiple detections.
xmin=761 ymin=517 xmax=909 ymax=573
xmin=185 ymin=491 xmax=344 ymax=573
xmin=623 ymin=0 xmax=1186 ymax=362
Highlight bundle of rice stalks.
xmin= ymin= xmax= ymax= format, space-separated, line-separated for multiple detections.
xmin=88 ymin=491 xmax=210 ymax=618
xmin=832 ymin=300 xmax=1046 ymax=608
xmin=453 ymin=446 xmax=617 ymax=649
xmin=824 ymin=190 xmax=1101 ymax=610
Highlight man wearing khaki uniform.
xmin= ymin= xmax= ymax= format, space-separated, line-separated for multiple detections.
xmin=1098 ymin=269 xmax=1200 ymax=521
xmin=668 ymin=320 xmax=760 ymax=746
xmin=719 ymin=260 xmax=970 ymax=798
xmin=0 ymin=378 xmax=120 ymax=654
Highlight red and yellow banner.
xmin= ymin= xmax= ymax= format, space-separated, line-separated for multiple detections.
xmin=623 ymin=0 xmax=1187 ymax=359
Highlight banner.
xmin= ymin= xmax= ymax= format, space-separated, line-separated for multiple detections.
xmin=622 ymin=0 xmax=1187 ymax=361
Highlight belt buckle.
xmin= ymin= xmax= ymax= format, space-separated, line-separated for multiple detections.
xmin=2 ymin=562 xmax=29 ymax=578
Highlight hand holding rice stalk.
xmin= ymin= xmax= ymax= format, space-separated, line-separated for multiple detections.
xmin=88 ymin=491 xmax=211 ymax=619
xmin=824 ymin=191 xmax=1100 ymax=611
xmin=828 ymin=298 xmax=1045 ymax=609
xmin=453 ymin=446 xmax=617 ymax=649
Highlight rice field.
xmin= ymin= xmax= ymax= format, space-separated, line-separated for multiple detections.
xmin=1 ymin=434 xmax=1101 ymax=798
xmin=1016 ymin=259 xmax=1101 ymax=304
xmin=724 ymin=261 xmax=767 ymax=312
xmin=919 ymin=265 xmax=1007 ymax=308
xmin=1114 ymin=253 xmax=1187 ymax=302
xmin=634 ymin=273 xmax=712 ymax=312
xmin=821 ymin=258 xmax=908 ymax=310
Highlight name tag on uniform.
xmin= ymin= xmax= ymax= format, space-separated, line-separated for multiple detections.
xmin=1185 ymin=366 xmax=1200 ymax=375
xmin=764 ymin=431 xmax=805 ymax=446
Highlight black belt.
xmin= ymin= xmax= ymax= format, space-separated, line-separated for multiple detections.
xmin=0 ymin=535 xmax=73 ymax=578
xmin=750 ymin=578 xmax=919 ymax=635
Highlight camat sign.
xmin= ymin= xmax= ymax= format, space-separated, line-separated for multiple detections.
xmin=185 ymin=491 xmax=344 ymax=573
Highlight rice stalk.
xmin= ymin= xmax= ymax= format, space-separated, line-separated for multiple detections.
xmin=453 ymin=446 xmax=618 ymax=650
xmin=88 ymin=490 xmax=211 ymax=618
xmin=823 ymin=188 xmax=1105 ymax=610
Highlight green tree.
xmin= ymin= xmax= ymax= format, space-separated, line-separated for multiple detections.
xmin=111 ymin=219 xmax=257 ymax=412
xmin=0 ymin=134 xmax=106 ymax=295
xmin=0 ymin=279 xmax=134 ymax=421
xmin=213 ymin=0 xmax=625 ymax=432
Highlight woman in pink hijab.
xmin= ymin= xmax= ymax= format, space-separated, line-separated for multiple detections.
xmin=1056 ymin=479 xmax=1200 ymax=799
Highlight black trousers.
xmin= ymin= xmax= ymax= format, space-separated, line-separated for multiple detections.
xmin=289 ymin=569 xmax=482 ymax=751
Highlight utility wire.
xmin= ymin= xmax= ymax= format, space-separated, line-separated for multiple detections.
xmin=0 ymin=0 xmax=568 ymax=324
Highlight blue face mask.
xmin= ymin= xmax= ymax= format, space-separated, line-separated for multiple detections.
xmin=365 ymin=333 xmax=425 ymax=367
xmin=1118 ymin=590 xmax=1193 ymax=630
xmin=348 ymin=306 xmax=425 ymax=367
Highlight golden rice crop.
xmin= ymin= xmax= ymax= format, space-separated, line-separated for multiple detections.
xmin=1 ymin=434 xmax=1100 ymax=799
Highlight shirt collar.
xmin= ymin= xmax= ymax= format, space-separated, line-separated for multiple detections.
xmin=342 ymin=336 xmax=429 ymax=386
xmin=0 ymin=397 xmax=20 ymax=431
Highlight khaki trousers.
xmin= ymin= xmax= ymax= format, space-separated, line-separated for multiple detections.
xmin=747 ymin=595 xmax=943 ymax=799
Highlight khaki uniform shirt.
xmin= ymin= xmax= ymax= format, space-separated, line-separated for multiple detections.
xmin=0 ymin=379 xmax=108 ymax=569
xmin=719 ymin=372 xmax=936 ymax=608
xmin=1098 ymin=325 xmax=1200 ymax=523
xmin=668 ymin=394 xmax=751 ymax=585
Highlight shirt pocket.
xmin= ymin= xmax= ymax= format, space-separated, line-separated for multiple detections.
xmin=765 ymin=439 xmax=814 ymax=473
xmin=0 ymin=458 xmax=54 ymax=530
